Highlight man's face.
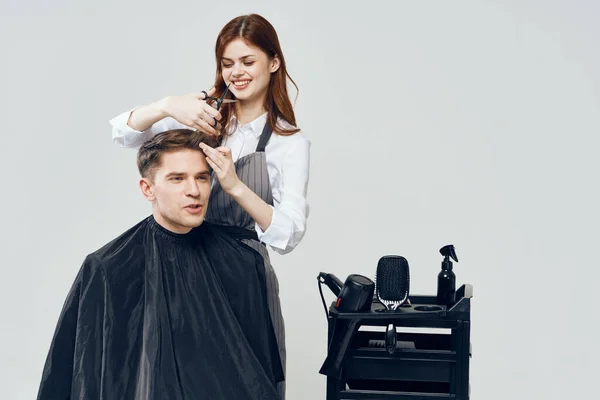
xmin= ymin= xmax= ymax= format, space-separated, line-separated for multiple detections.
xmin=140 ymin=149 xmax=211 ymax=234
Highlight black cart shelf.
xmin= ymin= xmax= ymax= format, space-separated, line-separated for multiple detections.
xmin=322 ymin=284 xmax=473 ymax=399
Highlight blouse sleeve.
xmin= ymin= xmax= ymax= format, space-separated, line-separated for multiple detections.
xmin=255 ymin=133 xmax=311 ymax=255
xmin=110 ymin=108 xmax=192 ymax=148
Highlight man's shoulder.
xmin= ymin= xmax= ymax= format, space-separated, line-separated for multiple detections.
xmin=84 ymin=217 xmax=150 ymax=270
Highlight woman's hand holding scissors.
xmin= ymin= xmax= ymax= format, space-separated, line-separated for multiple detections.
xmin=160 ymin=87 xmax=223 ymax=136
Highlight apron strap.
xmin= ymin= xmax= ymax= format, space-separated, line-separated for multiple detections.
xmin=212 ymin=224 xmax=259 ymax=241
xmin=255 ymin=120 xmax=273 ymax=152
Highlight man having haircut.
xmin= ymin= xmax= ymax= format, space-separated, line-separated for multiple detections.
xmin=37 ymin=129 xmax=283 ymax=400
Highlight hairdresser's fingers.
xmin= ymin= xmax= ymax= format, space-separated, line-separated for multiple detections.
xmin=188 ymin=116 xmax=212 ymax=133
xmin=193 ymin=87 xmax=216 ymax=100
xmin=206 ymin=87 xmax=216 ymax=98
xmin=215 ymin=146 xmax=232 ymax=159
xmin=200 ymin=143 xmax=225 ymax=167
xmin=190 ymin=117 xmax=219 ymax=136
xmin=202 ymin=103 xmax=222 ymax=121
xmin=198 ymin=109 xmax=221 ymax=127
xmin=205 ymin=154 xmax=221 ymax=173
xmin=199 ymin=142 xmax=219 ymax=158
xmin=191 ymin=109 xmax=221 ymax=129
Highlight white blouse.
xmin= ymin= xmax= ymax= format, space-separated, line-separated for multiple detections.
xmin=109 ymin=110 xmax=311 ymax=255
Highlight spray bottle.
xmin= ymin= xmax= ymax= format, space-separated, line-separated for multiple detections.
xmin=437 ymin=244 xmax=458 ymax=307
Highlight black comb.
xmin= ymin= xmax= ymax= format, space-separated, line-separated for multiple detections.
xmin=375 ymin=256 xmax=410 ymax=311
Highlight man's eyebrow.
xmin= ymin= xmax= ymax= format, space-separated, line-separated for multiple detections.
xmin=165 ymin=172 xmax=185 ymax=177
xmin=165 ymin=171 xmax=210 ymax=177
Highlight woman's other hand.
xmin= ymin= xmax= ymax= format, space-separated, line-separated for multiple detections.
xmin=199 ymin=144 xmax=243 ymax=195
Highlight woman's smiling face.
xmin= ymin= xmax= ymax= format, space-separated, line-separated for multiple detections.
xmin=220 ymin=38 xmax=280 ymax=104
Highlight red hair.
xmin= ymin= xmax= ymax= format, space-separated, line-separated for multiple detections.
xmin=212 ymin=14 xmax=300 ymax=137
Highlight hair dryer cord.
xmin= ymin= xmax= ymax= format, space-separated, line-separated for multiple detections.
xmin=317 ymin=276 xmax=330 ymax=319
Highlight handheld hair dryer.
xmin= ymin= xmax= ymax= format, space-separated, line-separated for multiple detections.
xmin=317 ymin=272 xmax=375 ymax=377
xmin=318 ymin=272 xmax=374 ymax=313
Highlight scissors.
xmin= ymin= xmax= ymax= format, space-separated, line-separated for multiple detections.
xmin=202 ymin=83 xmax=237 ymax=109
xmin=201 ymin=83 xmax=237 ymax=128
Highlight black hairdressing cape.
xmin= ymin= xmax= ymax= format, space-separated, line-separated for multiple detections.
xmin=37 ymin=216 xmax=283 ymax=400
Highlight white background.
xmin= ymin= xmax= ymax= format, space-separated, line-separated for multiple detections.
xmin=1 ymin=0 xmax=599 ymax=398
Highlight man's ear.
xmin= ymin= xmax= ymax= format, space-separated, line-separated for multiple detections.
xmin=139 ymin=178 xmax=155 ymax=202
xmin=270 ymin=55 xmax=281 ymax=73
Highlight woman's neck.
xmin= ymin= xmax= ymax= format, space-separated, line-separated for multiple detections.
xmin=235 ymin=95 xmax=267 ymax=126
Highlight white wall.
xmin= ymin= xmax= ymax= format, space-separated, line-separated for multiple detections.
xmin=1 ymin=0 xmax=598 ymax=398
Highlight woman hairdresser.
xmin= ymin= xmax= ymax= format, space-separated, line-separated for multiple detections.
xmin=109 ymin=14 xmax=310 ymax=399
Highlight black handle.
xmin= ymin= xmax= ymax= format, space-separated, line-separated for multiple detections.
xmin=385 ymin=323 xmax=397 ymax=355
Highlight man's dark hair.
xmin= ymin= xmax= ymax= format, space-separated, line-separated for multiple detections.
xmin=137 ymin=129 xmax=219 ymax=181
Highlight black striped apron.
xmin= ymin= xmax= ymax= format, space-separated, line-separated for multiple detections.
xmin=205 ymin=122 xmax=286 ymax=399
